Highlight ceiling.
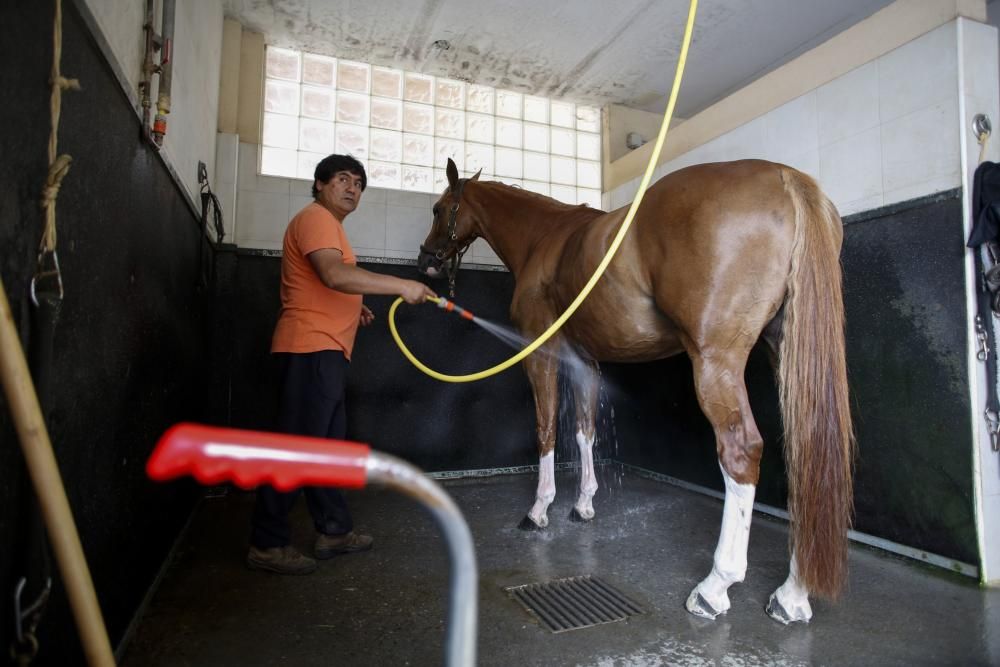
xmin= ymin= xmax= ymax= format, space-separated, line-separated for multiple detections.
xmin=224 ymin=0 xmax=896 ymax=118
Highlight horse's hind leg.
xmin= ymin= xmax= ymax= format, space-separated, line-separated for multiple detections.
xmin=767 ymin=555 xmax=812 ymax=623
xmin=683 ymin=349 xmax=764 ymax=620
xmin=568 ymin=357 xmax=600 ymax=522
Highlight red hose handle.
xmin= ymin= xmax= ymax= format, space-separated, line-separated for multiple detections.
xmin=147 ymin=423 xmax=371 ymax=491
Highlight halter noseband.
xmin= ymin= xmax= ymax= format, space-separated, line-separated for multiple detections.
xmin=421 ymin=177 xmax=472 ymax=297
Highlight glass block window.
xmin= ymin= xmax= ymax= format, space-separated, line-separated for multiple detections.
xmin=261 ymin=46 xmax=602 ymax=204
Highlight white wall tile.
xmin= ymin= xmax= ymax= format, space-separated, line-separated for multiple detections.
xmin=881 ymin=23 xmax=958 ymax=127
xmin=764 ymin=92 xmax=818 ymax=166
xmin=236 ymin=189 xmax=290 ymax=247
xmin=982 ymin=433 xmax=1000 ymax=498
xmin=362 ymin=186 xmax=389 ymax=204
xmin=343 ymin=201 xmax=388 ymax=249
xmin=961 ymin=20 xmax=1000 ymax=103
xmin=471 ymin=238 xmax=503 ymax=265
xmin=819 ymin=125 xmax=882 ymax=208
xmin=288 ymin=194 xmax=313 ymax=217
xmin=817 ymin=62 xmax=880 ymax=147
xmin=881 ymin=98 xmax=961 ymax=198
xmin=716 ymin=115 xmax=768 ymax=160
xmin=215 ymin=133 xmax=239 ymax=185
xmin=779 ymin=149 xmax=820 ymax=180
xmin=837 ymin=193 xmax=884 ymax=217
xmin=387 ymin=189 xmax=433 ymax=208
xmin=386 ymin=205 xmax=432 ymax=255
xmin=238 ymin=142 xmax=291 ymax=194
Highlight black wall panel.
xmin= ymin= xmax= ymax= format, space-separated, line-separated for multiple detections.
xmin=224 ymin=256 xmax=550 ymax=471
xmin=1 ymin=2 xmax=208 ymax=662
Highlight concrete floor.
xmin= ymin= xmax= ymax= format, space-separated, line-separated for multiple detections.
xmin=120 ymin=468 xmax=1000 ymax=666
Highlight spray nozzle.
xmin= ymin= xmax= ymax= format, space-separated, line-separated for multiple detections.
xmin=429 ymin=296 xmax=476 ymax=321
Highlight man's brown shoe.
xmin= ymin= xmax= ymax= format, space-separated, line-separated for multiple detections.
xmin=246 ymin=545 xmax=317 ymax=575
xmin=314 ymin=531 xmax=373 ymax=559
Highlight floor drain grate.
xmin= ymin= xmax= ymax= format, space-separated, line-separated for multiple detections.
xmin=506 ymin=575 xmax=644 ymax=633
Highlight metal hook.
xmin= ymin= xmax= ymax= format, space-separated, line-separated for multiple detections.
xmin=12 ymin=577 xmax=51 ymax=646
xmin=30 ymin=250 xmax=64 ymax=307
xmin=974 ymin=113 xmax=992 ymax=140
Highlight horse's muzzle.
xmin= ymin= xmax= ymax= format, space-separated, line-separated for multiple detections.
xmin=417 ymin=247 xmax=444 ymax=278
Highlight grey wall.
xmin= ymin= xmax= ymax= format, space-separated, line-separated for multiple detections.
xmin=0 ymin=2 xmax=210 ymax=662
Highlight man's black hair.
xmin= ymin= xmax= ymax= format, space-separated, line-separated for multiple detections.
xmin=312 ymin=154 xmax=367 ymax=197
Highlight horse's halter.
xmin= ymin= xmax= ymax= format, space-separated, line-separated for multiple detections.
xmin=421 ymin=177 xmax=473 ymax=297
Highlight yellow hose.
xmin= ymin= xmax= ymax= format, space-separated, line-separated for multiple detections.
xmin=390 ymin=0 xmax=699 ymax=383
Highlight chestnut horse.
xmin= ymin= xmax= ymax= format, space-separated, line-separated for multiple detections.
xmin=418 ymin=158 xmax=853 ymax=624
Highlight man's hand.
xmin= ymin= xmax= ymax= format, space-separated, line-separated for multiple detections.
xmin=400 ymin=280 xmax=438 ymax=305
xmin=360 ymin=304 xmax=375 ymax=326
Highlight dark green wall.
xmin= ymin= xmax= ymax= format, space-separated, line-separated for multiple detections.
xmin=1 ymin=2 xmax=208 ymax=662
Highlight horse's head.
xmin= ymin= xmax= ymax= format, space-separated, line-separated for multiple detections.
xmin=418 ymin=158 xmax=481 ymax=279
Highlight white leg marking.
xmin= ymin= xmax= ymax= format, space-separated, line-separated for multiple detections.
xmin=686 ymin=465 xmax=756 ymax=619
xmin=768 ymin=555 xmax=813 ymax=624
xmin=527 ymin=452 xmax=555 ymax=527
xmin=574 ymin=430 xmax=598 ymax=519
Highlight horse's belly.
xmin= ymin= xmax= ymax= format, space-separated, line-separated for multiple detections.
xmin=565 ymin=305 xmax=685 ymax=362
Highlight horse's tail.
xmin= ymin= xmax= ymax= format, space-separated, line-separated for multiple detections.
xmin=777 ymin=167 xmax=855 ymax=600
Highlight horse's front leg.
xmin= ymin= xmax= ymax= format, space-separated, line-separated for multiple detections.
xmin=518 ymin=352 xmax=559 ymax=530
xmin=569 ymin=357 xmax=600 ymax=522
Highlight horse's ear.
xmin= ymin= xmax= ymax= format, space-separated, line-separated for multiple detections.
xmin=446 ymin=158 xmax=459 ymax=190
xmin=469 ymin=168 xmax=482 ymax=183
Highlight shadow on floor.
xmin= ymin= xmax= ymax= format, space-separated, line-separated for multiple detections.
xmin=120 ymin=469 xmax=1000 ymax=666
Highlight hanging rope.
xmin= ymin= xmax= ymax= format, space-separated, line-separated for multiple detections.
xmin=36 ymin=0 xmax=79 ymax=273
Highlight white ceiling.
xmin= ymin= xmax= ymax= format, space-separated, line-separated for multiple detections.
xmin=224 ymin=0 xmax=896 ymax=117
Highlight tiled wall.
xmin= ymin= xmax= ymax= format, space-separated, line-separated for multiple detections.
xmin=218 ymin=137 xmax=503 ymax=265
xmin=608 ymin=21 xmax=970 ymax=218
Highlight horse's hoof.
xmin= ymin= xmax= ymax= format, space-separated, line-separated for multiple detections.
xmin=518 ymin=515 xmax=544 ymax=531
xmin=685 ymin=590 xmax=723 ymax=620
xmin=766 ymin=593 xmax=810 ymax=625
xmin=568 ymin=507 xmax=593 ymax=522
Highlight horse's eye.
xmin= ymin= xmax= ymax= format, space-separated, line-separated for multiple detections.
xmin=433 ymin=206 xmax=440 ymax=217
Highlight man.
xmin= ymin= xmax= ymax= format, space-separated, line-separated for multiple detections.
xmin=248 ymin=154 xmax=437 ymax=575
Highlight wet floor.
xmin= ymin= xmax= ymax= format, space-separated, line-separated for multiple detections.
xmin=120 ymin=468 xmax=1000 ymax=666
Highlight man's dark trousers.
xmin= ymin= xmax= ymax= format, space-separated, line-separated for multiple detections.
xmin=251 ymin=350 xmax=354 ymax=548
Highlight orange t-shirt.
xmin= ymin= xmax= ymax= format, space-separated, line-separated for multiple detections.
xmin=271 ymin=202 xmax=363 ymax=359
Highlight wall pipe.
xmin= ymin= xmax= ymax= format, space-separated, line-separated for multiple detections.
xmin=0 ymin=279 xmax=115 ymax=666
xmin=147 ymin=423 xmax=479 ymax=667
xmin=139 ymin=0 xmax=158 ymax=143
xmin=153 ymin=0 xmax=175 ymax=146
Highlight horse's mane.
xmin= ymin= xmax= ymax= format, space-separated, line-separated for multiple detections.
xmin=478 ymin=180 xmax=606 ymax=226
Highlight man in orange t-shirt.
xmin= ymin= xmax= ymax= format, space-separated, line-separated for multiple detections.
xmin=248 ymin=154 xmax=436 ymax=575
